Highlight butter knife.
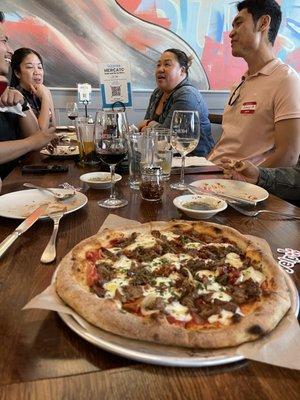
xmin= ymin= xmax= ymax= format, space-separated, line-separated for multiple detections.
xmin=188 ymin=185 xmax=257 ymax=206
xmin=0 ymin=206 xmax=46 ymax=259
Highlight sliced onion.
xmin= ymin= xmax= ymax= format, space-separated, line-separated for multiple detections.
xmin=182 ymin=267 xmax=196 ymax=285
xmin=140 ymin=294 xmax=160 ymax=316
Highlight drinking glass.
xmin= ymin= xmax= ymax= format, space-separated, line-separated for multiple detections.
xmin=170 ymin=110 xmax=200 ymax=190
xmin=66 ymin=102 xmax=79 ymax=121
xmin=94 ymin=111 xmax=128 ymax=208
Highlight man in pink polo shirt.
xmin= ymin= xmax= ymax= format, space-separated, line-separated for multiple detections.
xmin=209 ymin=0 xmax=300 ymax=167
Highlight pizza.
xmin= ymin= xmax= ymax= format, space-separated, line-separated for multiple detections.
xmin=55 ymin=220 xmax=291 ymax=349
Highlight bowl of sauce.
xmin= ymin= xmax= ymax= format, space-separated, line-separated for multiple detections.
xmin=173 ymin=194 xmax=227 ymax=219
xmin=80 ymin=172 xmax=122 ymax=189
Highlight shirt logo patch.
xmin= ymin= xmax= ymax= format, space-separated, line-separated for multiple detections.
xmin=241 ymin=101 xmax=256 ymax=114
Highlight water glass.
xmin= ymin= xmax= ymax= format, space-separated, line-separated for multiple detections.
xmin=150 ymin=127 xmax=172 ymax=181
xmin=128 ymin=132 xmax=154 ymax=189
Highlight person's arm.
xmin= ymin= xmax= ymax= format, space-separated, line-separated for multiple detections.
xmin=137 ymin=90 xmax=158 ymax=131
xmin=260 ymin=118 xmax=300 ymax=167
xmin=0 ymin=87 xmax=39 ymax=136
xmin=18 ymin=108 xmax=39 ymax=137
xmin=219 ymin=157 xmax=300 ymax=201
xmin=257 ymin=164 xmax=300 ymax=200
xmin=0 ymin=127 xmax=56 ymax=164
xmin=29 ymin=84 xmax=54 ymax=130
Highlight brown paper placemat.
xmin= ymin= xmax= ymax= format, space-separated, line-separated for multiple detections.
xmin=24 ymin=215 xmax=300 ymax=369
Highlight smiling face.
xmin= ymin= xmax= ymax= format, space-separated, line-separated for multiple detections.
xmin=229 ymin=8 xmax=261 ymax=59
xmin=0 ymin=23 xmax=13 ymax=78
xmin=16 ymin=52 xmax=44 ymax=90
xmin=156 ymin=51 xmax=186 ymax=93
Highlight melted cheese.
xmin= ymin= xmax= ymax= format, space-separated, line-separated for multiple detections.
xmin=142 ymin=285 xmax=176 ymax=300
xmin=208 ymin=309 xmax=233 ymax=325
xmin=112 ymin=256 xmax=134 ymax=270
xmin=103 ymin=278 xmax=128 ymax=298
xmin=155 ymin=276 xmax=172 ymax=286
xmin=184 ymin=242 xmax=203 ymax=250
xmin=225 ymin=252 xmax=243 ymax=269
xmin=211 ymin=291 xmax=232 ymax=302
xmin=162 ymin=231 xmax=180 ymax=241
xmin=165 ymin=301 xmax=192 ymax=322
xmin=109 ymin=247 xmax=122 ymax=254
xmin=236 ymin=266 xmax=265 ymax=284
xmin=126 ymin=233 xmax=157 ymax=251
xmin=206 ymin=243 xmax=231 ymax=248
xmin=196 ymin=270 xmax=217 ymax=279
xmin=206 ymin=280 xmax=222 ymax=292
xmin=197 ymin=279 xmax=223 ymax=296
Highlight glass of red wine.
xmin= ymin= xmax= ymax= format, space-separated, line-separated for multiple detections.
xmin=94 ymin=111 xmax=128 ymax=208
xmin=66 ymin=102 xmax=78 ymax=121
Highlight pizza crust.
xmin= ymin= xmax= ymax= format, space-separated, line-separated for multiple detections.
xmin=55 ymin=220 xmax=291 ymax=349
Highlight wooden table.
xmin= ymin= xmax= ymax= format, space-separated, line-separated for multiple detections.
xmin=0 ymin=154 xmax=299 ymax=400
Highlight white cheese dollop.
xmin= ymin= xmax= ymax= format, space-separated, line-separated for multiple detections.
xmin=165 ymin=301 xmax=192 ymax=322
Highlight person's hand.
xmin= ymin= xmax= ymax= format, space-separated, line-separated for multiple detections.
xmin=30 ymin=83 xmax=50 ymax=101
xmin=137 ymin=119 xmax=150 ymax=131
xmin=28 ymin=127 xmax=57 ymax=150
xmin=0 ymin=87 xmax=24 ymax=107
xmin=218 ymin=158 xmax=260 ymax=184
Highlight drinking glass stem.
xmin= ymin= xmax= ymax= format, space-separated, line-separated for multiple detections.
xmin=109 ymin=164 xmax=116 ymax=200
xmin=180 ymin=155 xmax=186 ymax=186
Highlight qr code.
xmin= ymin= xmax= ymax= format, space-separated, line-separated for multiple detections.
xmin=111 ymin=85 xmax=121 ymax=97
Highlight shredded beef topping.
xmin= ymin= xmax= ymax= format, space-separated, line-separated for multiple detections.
xmin=86 ymin=226 xmax=266 ymax=327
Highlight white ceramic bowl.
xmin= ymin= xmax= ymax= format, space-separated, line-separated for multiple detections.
xmin=173 ymin=194 xmax=227 ymax=220
xmin=80 ymin=172 xmax=122 ymax=189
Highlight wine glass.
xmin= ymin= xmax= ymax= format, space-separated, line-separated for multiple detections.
xmin=170 ymin=110 xmax=200 ymax=190
xmin=94 ymin=111 xmax=128 ymax=208
xmin=66 ymin=102 xmax=78 ymax=121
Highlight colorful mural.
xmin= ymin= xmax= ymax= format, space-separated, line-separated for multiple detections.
xmin=1 ymin=0 xmax=299 ymax=90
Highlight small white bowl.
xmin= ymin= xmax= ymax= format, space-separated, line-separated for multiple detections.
xmin=173 ymin=194 xmax=227 ymax=220
xmin=80 ymin=172 xmax=122 ymax=189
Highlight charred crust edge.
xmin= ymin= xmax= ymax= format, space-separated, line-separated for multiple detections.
xmin=247 ymin=324 xmax=265 ymax=337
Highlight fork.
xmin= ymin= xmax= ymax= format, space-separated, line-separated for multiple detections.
xmin=40 ymin=211 xmax=64 ymax=263
xmin=23 ymin=183 xmax=75 ymax=201
xmin=228 ymin=202 xmax=300 ymax=219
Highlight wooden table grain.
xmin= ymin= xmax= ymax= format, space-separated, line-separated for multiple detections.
xmin=0 ymin=154 xmax=299 ymax=399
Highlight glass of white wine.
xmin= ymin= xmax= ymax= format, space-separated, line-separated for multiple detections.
xmin=170 ymin=110 xmax=200 ymax=190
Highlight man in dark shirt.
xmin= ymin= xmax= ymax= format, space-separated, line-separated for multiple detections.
xmin=0 ymin=11 xmax=56 ymax=181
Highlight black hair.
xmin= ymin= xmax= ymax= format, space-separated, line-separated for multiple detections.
xmin=10 ymin=47 xmax=44 ymax=87
xmin=164 ymin=48 xmax=192 ymax=76
xmin=237 ymin=0 xmax=282 ymax=45
xmin=0 ymin=11 xmax=4 ymax=23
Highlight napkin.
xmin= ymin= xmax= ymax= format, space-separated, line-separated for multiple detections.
xmin=0 ymin=103 xmax=26 ymax=117
xmin=172 ymin=156 xmax=214 ymax=168
xmin=24 ymin=215 xmax=300 ymax=370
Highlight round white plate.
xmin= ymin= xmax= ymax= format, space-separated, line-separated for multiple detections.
xmin=41 ymin=145 xmax=79 ymax=157
xmin=0 ymin=189 xmax=87 ymax=219
xmin=190 ymin=179 xmax=269 ymax=203
xmin=80 ymin=172 xmax=122 ymax=189
xmin=55 ymin=270 xmax=298 ymax=367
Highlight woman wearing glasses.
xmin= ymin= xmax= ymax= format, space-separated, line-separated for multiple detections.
xmin=10 ymin=48 xmax=55 ymax=130
xmin=137 ymin=48 xmax=214 ymax=157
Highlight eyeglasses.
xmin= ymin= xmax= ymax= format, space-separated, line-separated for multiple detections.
xmin=228 ymin=78 xmax=245 ymax=106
